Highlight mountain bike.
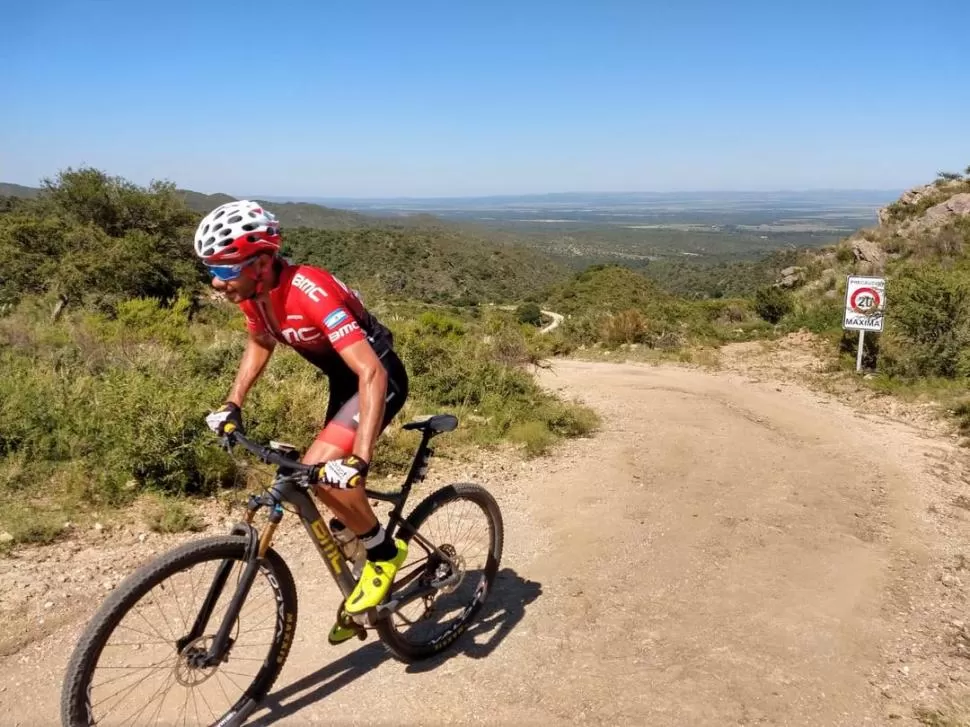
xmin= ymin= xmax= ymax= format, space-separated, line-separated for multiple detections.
xmin=60 ymin=413 xmax=504 ymax=727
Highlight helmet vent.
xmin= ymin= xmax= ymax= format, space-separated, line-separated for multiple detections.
xmin=242 ymin=223 xmax=258 ymax=231
xmin=228 ymin=214 xmax=243 ymax=224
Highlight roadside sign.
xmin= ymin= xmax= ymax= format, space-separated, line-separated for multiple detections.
xmin=843 ymin=276 xmax=886 ymax=332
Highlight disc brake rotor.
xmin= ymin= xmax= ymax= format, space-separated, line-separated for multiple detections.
xmin=174 ymin=636 xmax=219 ymax=687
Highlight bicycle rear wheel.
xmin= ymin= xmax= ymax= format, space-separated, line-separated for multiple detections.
xmin=61 ymin=535 xmax=297 ymax=727
xmin=377 ymin=482 xmax=503 ymax=661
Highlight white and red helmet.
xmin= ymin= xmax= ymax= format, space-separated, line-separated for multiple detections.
xmin=193 ymin=200 xmax=281 ymax=264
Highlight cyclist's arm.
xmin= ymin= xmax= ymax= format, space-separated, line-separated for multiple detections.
xmin=226 ymin=331 xmax=276 ymax=407
xmin=336 ymin=339 xmax=387 ymax=463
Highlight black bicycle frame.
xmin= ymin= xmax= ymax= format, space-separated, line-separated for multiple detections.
xmin=190 ymin=424 xmax=447 ymax=664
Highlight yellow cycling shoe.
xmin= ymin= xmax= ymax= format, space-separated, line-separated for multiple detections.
xmin=327 ymin=618 xmax=358 ymax=645
xmin=344 ymin=539 xmax=408 ymax=614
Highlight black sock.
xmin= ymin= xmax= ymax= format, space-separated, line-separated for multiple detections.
xmin=360 ymin=523 xmax=397 ymax=561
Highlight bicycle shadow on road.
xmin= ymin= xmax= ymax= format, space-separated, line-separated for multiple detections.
xmin=246 ymin=567 xmax=541 ymax=726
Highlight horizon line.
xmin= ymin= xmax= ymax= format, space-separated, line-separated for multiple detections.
xmin=242 ymin=187 xmax=906 ymax=201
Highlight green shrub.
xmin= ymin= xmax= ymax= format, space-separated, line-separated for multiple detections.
xmin=753 ymin=286 xmax=794 ymax=324
xmin=835 ymin=245 xmax=855 ymax=264
xmin=881 ymin=265 xmax=970 ymax=378
xmin=516 ymin=302 xmax=543 ymax=326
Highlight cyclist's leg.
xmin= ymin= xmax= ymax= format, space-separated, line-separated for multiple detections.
xmin=301 ymin=350 xmax=410 ymax=624
xmin=301 ymin=348 xmax=409 ymax=533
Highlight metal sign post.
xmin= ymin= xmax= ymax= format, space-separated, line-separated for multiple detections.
xmin=842 ymin=275 xmax=887 ymax=373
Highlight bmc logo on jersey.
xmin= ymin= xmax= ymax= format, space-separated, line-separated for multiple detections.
xmin=293 ymin=273 xmax=327 ymax=303
xmin=280 ymin=327 xmax=322 ymax=344
xmin=328 ymin=321 xmax=360 ymax=344
xmin=323 ymin=309 xmax=348 ymax=330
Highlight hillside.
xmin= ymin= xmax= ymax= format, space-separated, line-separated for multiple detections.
xmin=0 ymin=183 xmax=39 ymax=199
xmin=2 ymin=180 xmax=387 ymax=231
xmin=282 ymin=225 xmax=569 ymax=304
xmin=736 ymin=168 xmax=970 ymax=425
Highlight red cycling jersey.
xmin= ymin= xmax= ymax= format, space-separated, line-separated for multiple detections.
xmin=237 ymin=260 xmax=391 ymax=371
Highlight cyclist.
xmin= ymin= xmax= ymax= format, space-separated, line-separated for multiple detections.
xmin=194 ymin=200 xmax=409 ymax=645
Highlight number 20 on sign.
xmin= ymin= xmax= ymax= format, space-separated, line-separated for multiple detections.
xmin=843 ymin=275 xmax=887 ymax=372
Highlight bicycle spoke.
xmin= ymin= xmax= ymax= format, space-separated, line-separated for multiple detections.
xmin=195 ymin=681 xmax=218 ymax=722
xmin=147 ymin=584 xmax=179 ymax=644
xmin=146 ymin=672 xmax=177 ymax=727
xmin=101 ymin=661 xmax=173 ymax=725
xmin=92 ymin=657 xmax=171 ymax=709
xmin=115 ymin=623 xmax=167 ymax=642
xmin=179 ymin=681 xmax=190 ymax=727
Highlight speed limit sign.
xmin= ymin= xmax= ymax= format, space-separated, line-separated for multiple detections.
xmin=843 ymin=276 xmax=886 ymax=332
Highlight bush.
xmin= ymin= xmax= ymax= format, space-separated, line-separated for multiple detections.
xmin=754 ymin=286 xmax=794 ymax=324
xmin=881 ymin=265 xmax=970 ymax=378
xmin=516 ymin=302 xmax=543 ymax=326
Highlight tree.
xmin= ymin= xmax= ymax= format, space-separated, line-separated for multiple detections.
xmin=0 ymin=167 xmax=203 ymax=310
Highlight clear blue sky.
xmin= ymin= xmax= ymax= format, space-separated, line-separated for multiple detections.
xmin=3 ymin=0 xmax=969 ymax=197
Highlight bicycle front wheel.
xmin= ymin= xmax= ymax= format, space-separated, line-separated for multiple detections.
xmin=61 ymin=534 xmax=298 ymax=727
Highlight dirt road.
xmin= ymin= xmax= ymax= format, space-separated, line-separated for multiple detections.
xmin=3 ymin=357 xmax=970 ymax=725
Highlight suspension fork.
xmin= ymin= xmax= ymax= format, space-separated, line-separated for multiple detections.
xmin=177 ymin=501 xmax=283 ymax=664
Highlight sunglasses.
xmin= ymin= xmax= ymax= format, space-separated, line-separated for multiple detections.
xmin=205 ymin=257 xmax=258 ymax=281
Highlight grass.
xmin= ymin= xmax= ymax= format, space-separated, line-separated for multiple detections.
xmin=508 ymin=421 xmax=557 ymax=457
xmin=142 ymin=496 xmax=204 ymax=534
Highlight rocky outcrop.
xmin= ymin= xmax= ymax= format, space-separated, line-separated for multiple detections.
xmin=878 ymin=179 xmax=969 ymax=226
xmin=922 ymin=193 xmax=970 ymax=227
xmin=895 ymin=192 xmax=970 ymax=238
xmin=795 ymin=175 xmax=970 ymax=299
xmin=850 ymin=237 xmax=888 ymax=268
xmin=777 ymin=266 xmax=805 ymax=288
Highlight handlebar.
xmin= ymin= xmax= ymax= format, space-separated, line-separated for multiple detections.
xmin=221 ymin=424 xmax=319 ymax=482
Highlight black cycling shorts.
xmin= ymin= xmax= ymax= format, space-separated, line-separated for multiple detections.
xmin=314 ymin=346 xmax=409 ymax=452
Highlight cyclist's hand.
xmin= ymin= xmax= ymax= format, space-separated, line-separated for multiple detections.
xmin=206 ymin=402 xmax=243 ymax=436
xmin=313 ymin=455 xmax=369 ymax=489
